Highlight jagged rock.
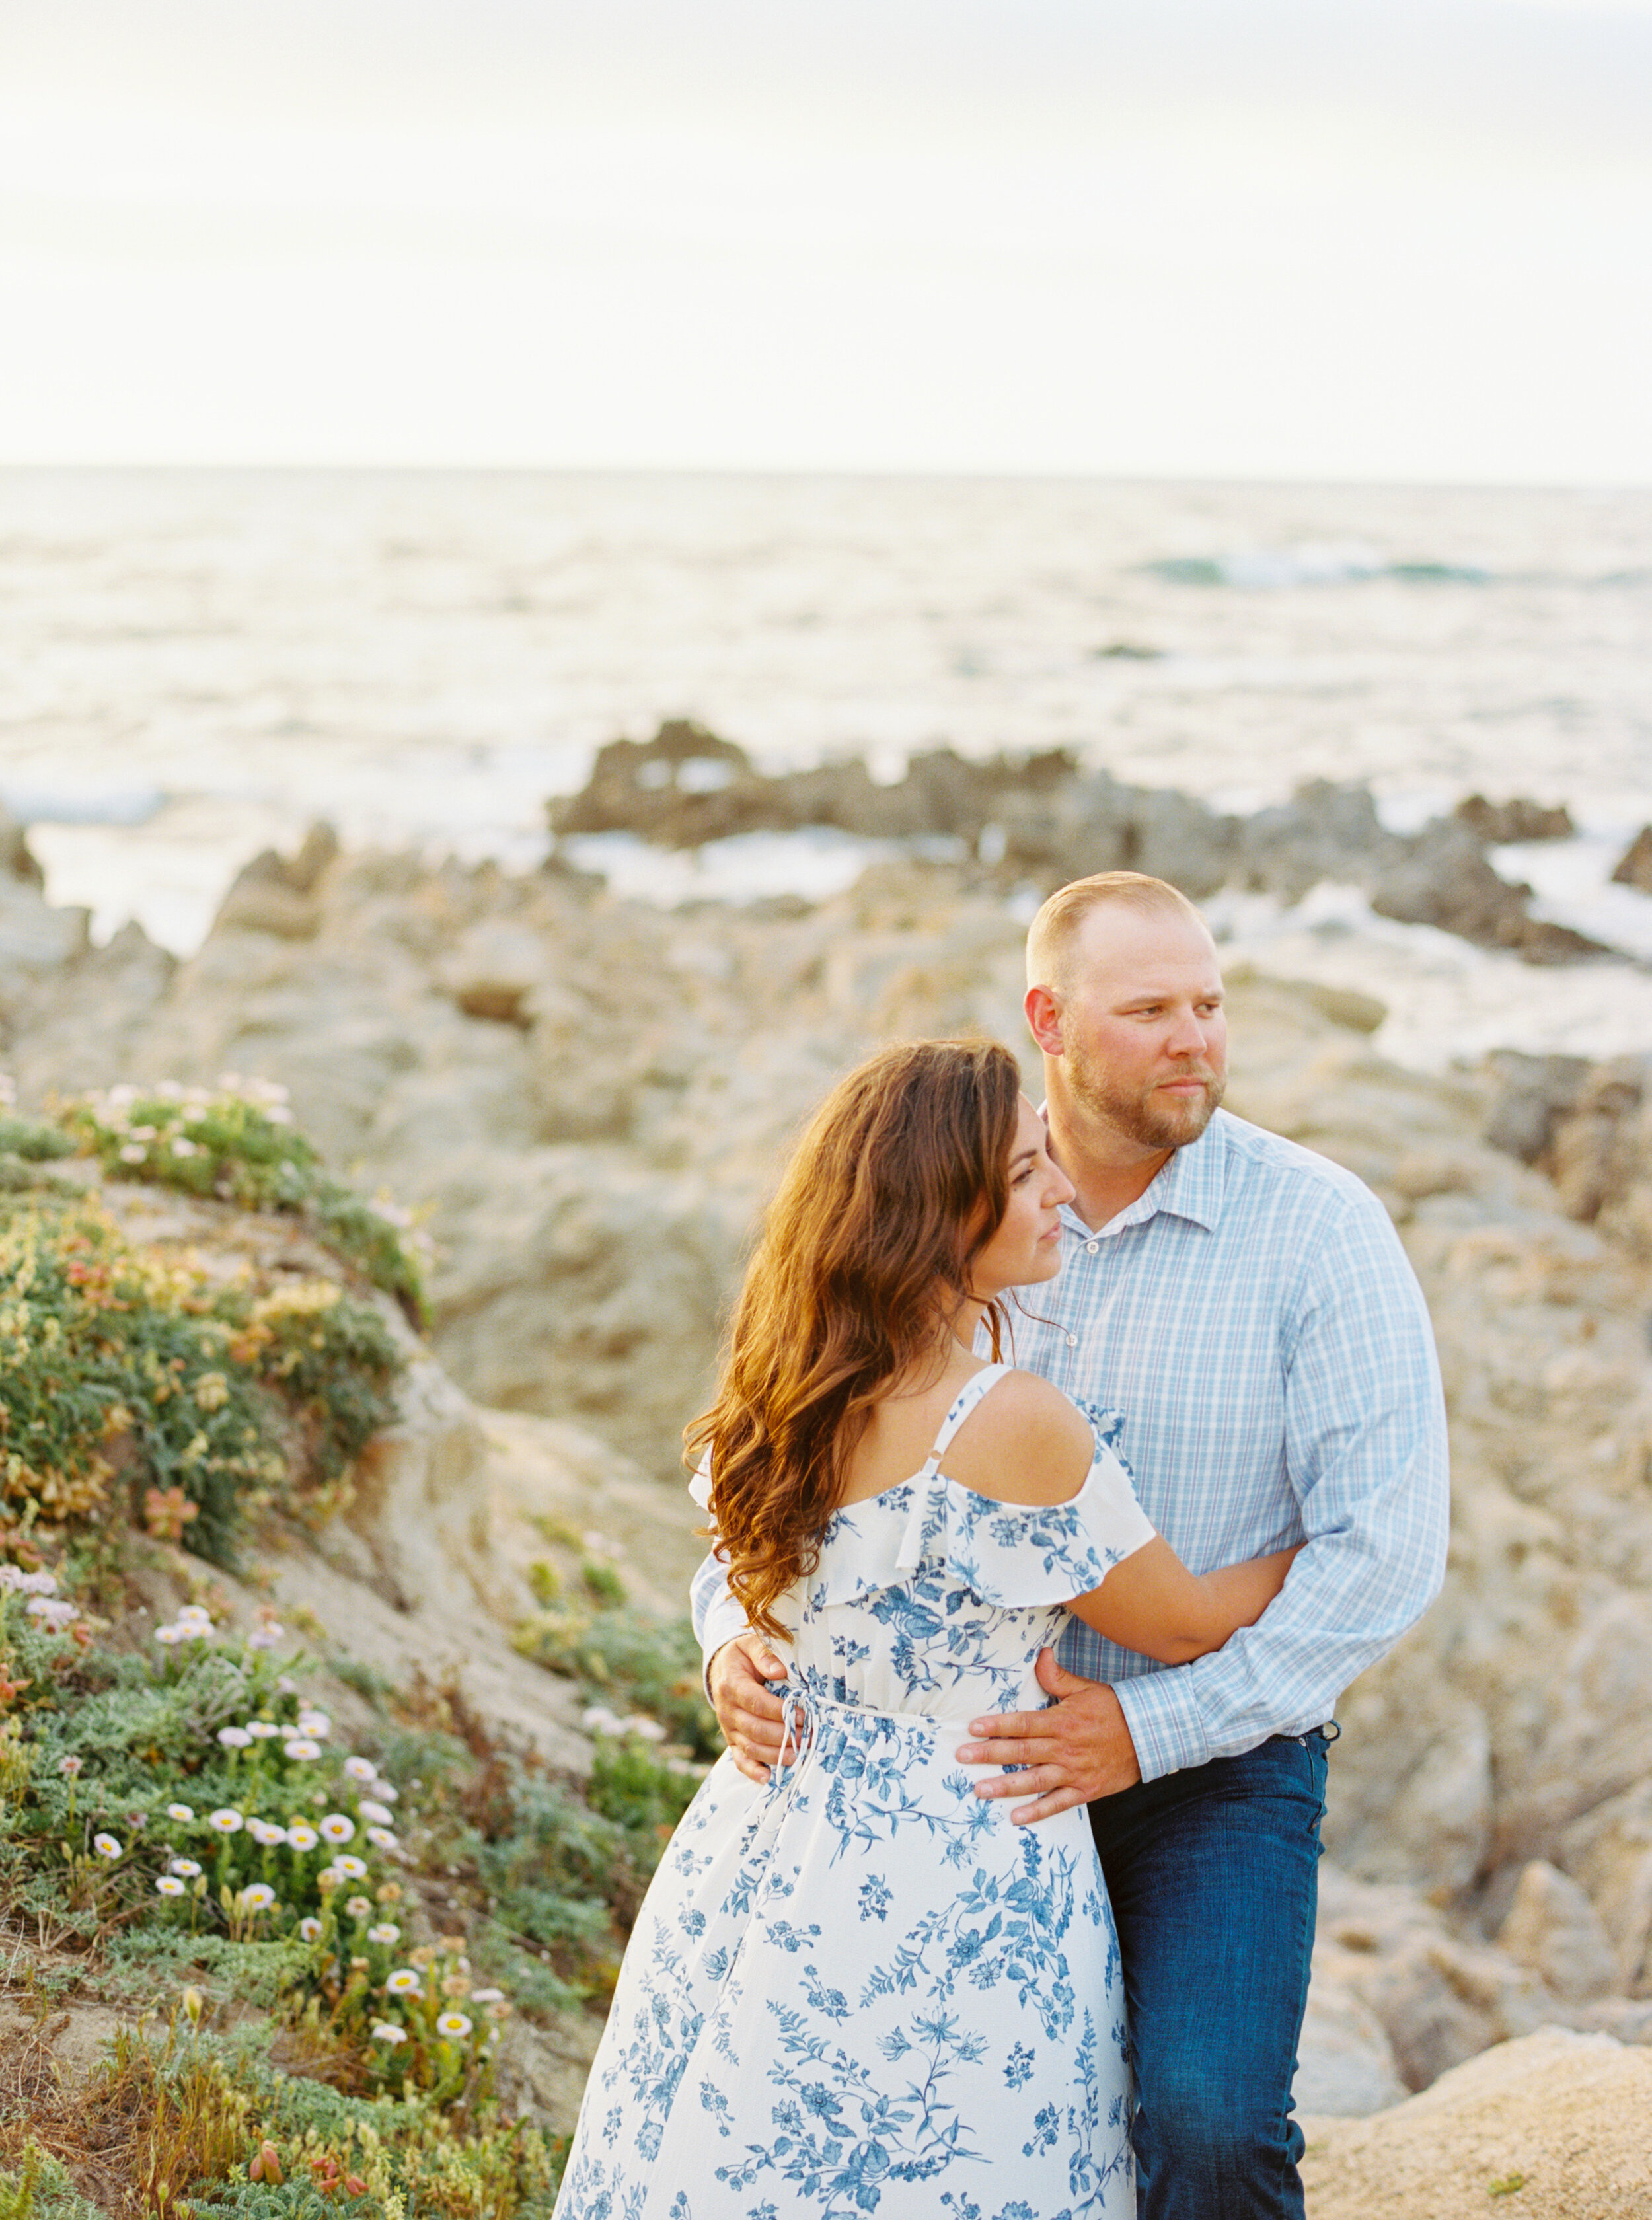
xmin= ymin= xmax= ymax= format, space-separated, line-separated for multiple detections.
xmin=1482 ymin=1049 xmax=1592 ymax=1164
xmin=1454 ymin=794 xmax=1575 ymax=844
xmin=1301 ymin=2028 xmax=1652 ymax=2219
xmin=211 ymin=819 xmax=340 ymax=939
xmin=1238 ymin=780 xmax=1402 ymax=905
xmin=1611 ymin=824 xmax=1652 ymax=892
xmin=0 ymin=807 xmax=44 ymax=887
xmin=1496 ymin=1861 xmax=1619 ymax=2002
xmin=1370 ymin=821 xmax=1608 ymax=963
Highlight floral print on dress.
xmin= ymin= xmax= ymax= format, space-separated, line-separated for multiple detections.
xmin=554 ymin=1366 xmax=1153 ymax=2219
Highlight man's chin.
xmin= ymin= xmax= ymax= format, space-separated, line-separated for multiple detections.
xmin=1141 ymin=1087 xmax=1220 ymax=1148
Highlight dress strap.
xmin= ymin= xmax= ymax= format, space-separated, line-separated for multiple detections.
xmin=895 ymin=1364 xmax=1011 ymax=1574
xmin=923 ymin=1363 xmax=1012 ymax=1469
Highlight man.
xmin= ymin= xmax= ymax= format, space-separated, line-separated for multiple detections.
xmin=693 ymin=870 xmax=1448 ymax=2220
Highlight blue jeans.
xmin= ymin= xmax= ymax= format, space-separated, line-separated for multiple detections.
xmin=1088 ymin=1728 xmax=1332 ymax=2220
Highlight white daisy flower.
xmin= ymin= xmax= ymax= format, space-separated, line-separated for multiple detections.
xmin=343 ymin=1756 xmax=377 ymax=1783
xmin=344 ymin=1895 xmax=373 ymax=1918
xmin=366 ymin=1781 xmax=398 ymax=1804
xmin=217 ymin=1726 xmax=252 ymax=1750
xmin=331 ymin=1853 xmax=368 ymax=1880
xmin=299 ymin=1917 xmax=322 ymax=1942
xmin=297 ymin=1710 xmax=331 ymax=1738
xmin=367 ymin=1923 xmax=400 ymax=1946
xmin=470 ymin=1988 xmax=505 ymax=2005
xmin=246 ymin=1818 xmax=286 ymax=1847
xmin=246 ymin=1625 xmax=282 ymax=1650
xmin=153 ymin=1625 xmax=185 ymax=1646
xmin=155 ymin=1874 xmax=187 ymax=1896
xmin=282 ymin=1738 xmax=322 ymax=1762
xmin=370 ymin=2022 xmax=406 ymax=2044
xmin=239 ymin=1884 xmax=276 ymax=1910
xmin=176 ymin=1605 xmax=212 ymax=1625
xmin=435 ymin=2011 xmax=472 ymax=2040
xmin=207 ymin=1808 xmax=244 ymax=1833
xmin=169 ymin=1858 xmax=202 ymax=1878
xmin=244 ymin=1720 xmax=281 ymax=1740
xmin=166 ymin=1802 xmax=194 ymax=1823
xmin=384 ymin=1968 xmax=422 ymax=1995
xmin=364 ymin=1827 xmax=398 ymax=1852
xmin=93 ymin=1833 xmax=122 ymax=1859
xmin=317 ymin=1814 xmax=355 ymax=1843
xmin=285 ymin=1822 xmax=319 ymax=1852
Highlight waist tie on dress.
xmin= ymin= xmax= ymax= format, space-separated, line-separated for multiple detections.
xmin=765 ymin=1682 xmax=1001 ymax=1811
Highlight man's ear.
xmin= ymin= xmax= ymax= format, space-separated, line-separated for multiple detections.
xmin=1024 ymin=984 xmax=1064 ymax=1055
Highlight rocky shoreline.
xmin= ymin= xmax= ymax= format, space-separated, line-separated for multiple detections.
xmin=3 ymin=770 xmax=1652 ymax=2172
xmin=552 ymin=718 xmax=1620 ymax=963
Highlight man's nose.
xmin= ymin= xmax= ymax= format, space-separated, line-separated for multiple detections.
xmin=1165 ymin=1011 xmax=1209 ymax=1056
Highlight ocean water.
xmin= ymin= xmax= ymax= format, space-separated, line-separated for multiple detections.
xmin=2 ymin=469 xmax=1650 ymax=1070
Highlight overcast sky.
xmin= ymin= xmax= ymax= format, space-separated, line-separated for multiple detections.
xmin=2 ymin=1 xmax=1649 ymax=479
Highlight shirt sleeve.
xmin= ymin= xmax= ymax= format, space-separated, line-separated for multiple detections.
xmin=690 ymin=1548 xmax=747 ymax=1669
xmin=1113 ymin=1185 xmax=1450 ymax=1781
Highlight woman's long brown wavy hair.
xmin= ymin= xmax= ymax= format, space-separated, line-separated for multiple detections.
xmin=685 ymin=1037 xmax=1023 ymax=1641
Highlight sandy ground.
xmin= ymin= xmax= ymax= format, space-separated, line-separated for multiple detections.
xmin=1301 ymin=2028 xmax=1652 ymax=2219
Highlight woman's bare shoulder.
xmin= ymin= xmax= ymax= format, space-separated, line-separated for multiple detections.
xmin=942 ymin=1370 xmax=1095 ymax=1507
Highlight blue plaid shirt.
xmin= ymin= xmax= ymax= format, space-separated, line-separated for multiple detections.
xmin=691 ymin=1108 xmax=1449 ymax=1782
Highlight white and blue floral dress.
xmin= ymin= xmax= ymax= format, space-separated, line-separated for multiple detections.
xmin=554 ymin=1364 xmax=1158 ymax=2220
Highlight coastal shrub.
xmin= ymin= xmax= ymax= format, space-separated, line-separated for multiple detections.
xmin=0 ymin=1121 xmax=75 ymax=1166
xmin=511 ymin=1599 xmax=718 ymax=1759
xmin=0 ymin=1191 xmax=400 ymax=1563
xmin=65 ymin=1082 xmax=428 ymax=1324
xmin=13 ymin=2015 xmax=560 ymax=2220
xmin=0 ymin=1588 xmax=563 ymax=2208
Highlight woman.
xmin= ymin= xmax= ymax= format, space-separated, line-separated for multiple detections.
xmin=554 ymin=1041 xmax=1299 ymax=2220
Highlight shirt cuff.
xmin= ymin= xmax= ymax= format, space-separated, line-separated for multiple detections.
xmin=698 ymin=1590 xmax=750 ymax=1699
xmin=1113 ymin=1666 xmax=1211 ymax=1785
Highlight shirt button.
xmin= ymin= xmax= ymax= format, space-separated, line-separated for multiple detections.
xmin=1065 ymin=1333 xmax=1078 ymax=1347
xmin=1085 ymin=1240 xmax=1098 ymax=1254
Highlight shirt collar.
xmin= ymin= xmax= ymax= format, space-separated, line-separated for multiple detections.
xmin=1054 ymin=1109 xmax=1230 ymax=1238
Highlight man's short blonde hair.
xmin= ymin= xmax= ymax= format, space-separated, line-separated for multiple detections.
xmin=1026 ymin=872 xmax=1209 ymax=992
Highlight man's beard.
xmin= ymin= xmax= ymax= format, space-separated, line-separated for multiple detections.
xmin=1067 ymin=1036 xmax=1227 ymax=1152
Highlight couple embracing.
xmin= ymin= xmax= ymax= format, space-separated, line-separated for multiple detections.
xmin=554 ymin=871 xmax=1448 ymax=2220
